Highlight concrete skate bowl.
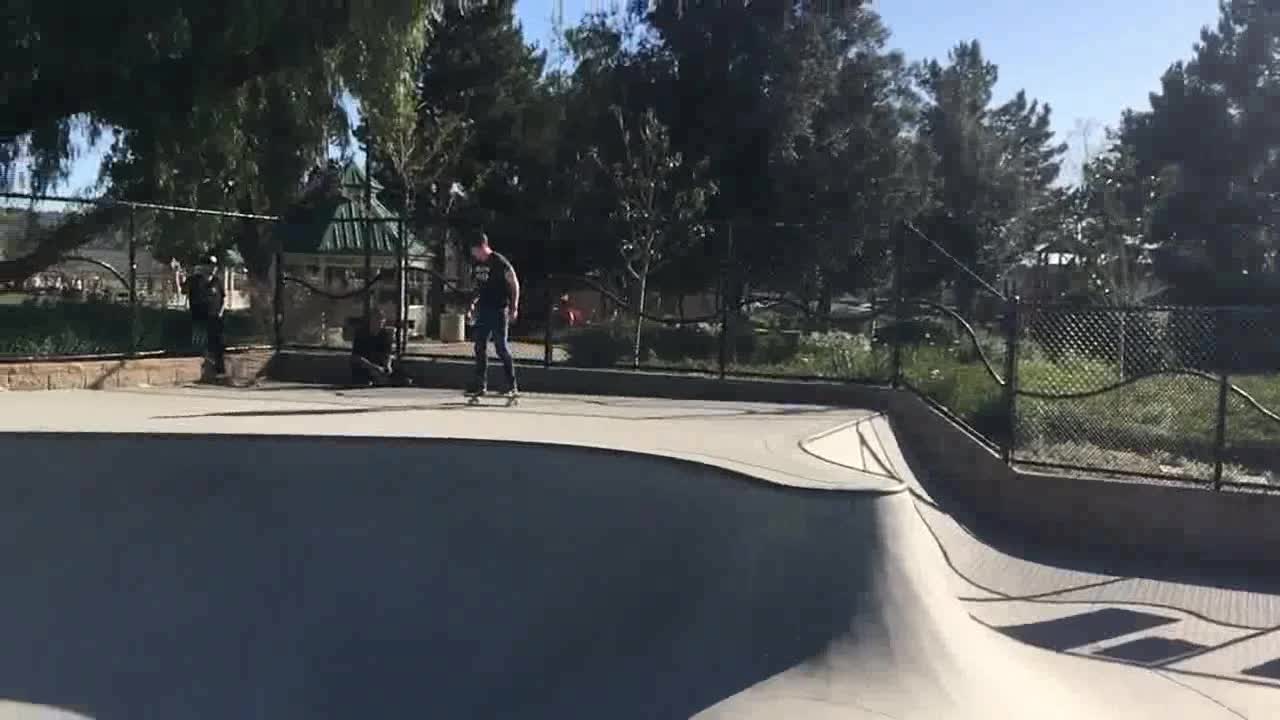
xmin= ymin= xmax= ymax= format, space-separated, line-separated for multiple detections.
xmin=0 ymin=431 xmax=1265 ymax=720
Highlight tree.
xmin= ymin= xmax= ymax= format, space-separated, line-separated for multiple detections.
xmin=629 ymin=0 xmax=918 ymax=319
xmin=359 ymin=0 xmax=560 ymax=330
xmin=2 ymin=0 xmax=440 ymax=283
xmin=765 ymin=7 xmax=914 ymax=315
xmin=538 ymin=15 xmax=678 ymax=280
xmin=604 ymin=107 xmax=716 ymax=366
xmin=912 ymin=41 xmax=1066 ymax=308
xmin=640 ymin=0 xmax=865 ymax=221
xmin=1072 ymin=137 xmax=1169 ymax=305
xmin=1110 ymin=0 xmax=1280 ymax=304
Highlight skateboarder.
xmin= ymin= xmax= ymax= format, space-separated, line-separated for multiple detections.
xmin=466 ymin=232 xmax=519 ymax=396
xmin=351 ymin=308 xmax=397 ymax=386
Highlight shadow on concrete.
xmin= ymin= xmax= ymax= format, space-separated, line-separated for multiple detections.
xmin=903 ymin=448 xmax=1280 ymax=598
xmin=0 ymin=433 xmax=886 ymax=719
xmin=86 ymin=361 xmax=126 ymax=391
xmin=153 ymin=406 xmax=407 ymax=419
xmin=996 ymin=608 xmax=1179 ymax=651
xmin=150 ymin=397 xmax=848 ymax=424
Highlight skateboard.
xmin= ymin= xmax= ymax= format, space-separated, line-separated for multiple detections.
xmin=352 ymin=356 xmax=413 ymax=387
xmin=464 ymin=390 xmax=520 ymax=407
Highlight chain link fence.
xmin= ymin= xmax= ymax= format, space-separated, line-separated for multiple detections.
xmin=1012 ymin=304 xmax=1280 ymax=488
xmin=5 ymin=191 xmax=1279 ymax=491
xmin=1015 ymin=305 xmax=1221 ymax=482
xmin=1 ymin=196 xmax=275 ymax=359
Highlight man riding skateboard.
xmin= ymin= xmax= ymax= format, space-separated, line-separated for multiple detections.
xmin=466 ymin=231 xmax=519 ymax=398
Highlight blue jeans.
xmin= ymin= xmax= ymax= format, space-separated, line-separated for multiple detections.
xmin=473 ymin=306 xmax=515 ymax=390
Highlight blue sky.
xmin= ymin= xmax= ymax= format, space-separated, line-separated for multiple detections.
xmin=52 ymin=0 xmax=1221 ymax=194
xmin=516 ymin=0 xmax=1222 ymax=181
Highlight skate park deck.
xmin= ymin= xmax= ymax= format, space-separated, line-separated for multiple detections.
xmin=0 ymin=385 xmax=1278 ymax=719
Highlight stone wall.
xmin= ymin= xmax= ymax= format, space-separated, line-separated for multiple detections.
xmin=1 ymin=350 xmax=274 ymax=391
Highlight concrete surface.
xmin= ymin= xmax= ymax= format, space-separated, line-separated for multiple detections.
xmin=269 ymin=351 xmax=1280 ymax=573
xmin=0 ymin=385 xmax=1276 ymax=719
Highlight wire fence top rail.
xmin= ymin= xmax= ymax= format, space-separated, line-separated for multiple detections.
xmin=1 ymin=191 xmax=282 ymax=221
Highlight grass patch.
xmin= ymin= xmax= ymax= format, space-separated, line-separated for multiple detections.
xmin=561 ymin=322 xmax=1280 ymax=483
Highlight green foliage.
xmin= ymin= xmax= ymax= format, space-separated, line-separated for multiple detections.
xmin=874 ymin=317 xmax=956 ymax=347
xmin=564 ymin=323 xmax=635 ymax=367
xmin=788 ymin=332 xmax=886 ymax=380
xmin=4 ymin=0 xmax=434 ymax=184
xmin=0 ymin=300 xmax=261 ymax=357
xmin=1097 ymin=0 xmax=1280 ymax=305
xmin=3 ymin=0 xmax=438 ymax=285
xmin=901 ymin=345 xmax=1007 ymax=435
xmin=648 ymin=325 xmax=718 ymax=363
xmin=910 ymin=41 xmax=1067 ymax=305
xmin=10 ymin=0 xmax=1275 ymax=320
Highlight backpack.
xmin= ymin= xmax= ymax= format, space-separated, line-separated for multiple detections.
xmin=187 ymin=272 xmax=219 ymax=315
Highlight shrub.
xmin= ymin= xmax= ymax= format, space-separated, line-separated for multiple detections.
xmin=565 ymin=324 xmax=634 ymax=367
xmin=0 ymin=301 xmax=263 ymax=358
xmin=649 ymin=324 xmax=717 ymax=363
xmin=791 ymin=331 xmax=887 ymax=380
xmin=874 ymin=317 xmax=955 ymax=347
xmin=751 ymin=331 xmax=800 ymax=365
xmin=900 ymin=346 xmax=1006 ymax=435
xmin=954 ymin=323 xmax=1008 ymax=367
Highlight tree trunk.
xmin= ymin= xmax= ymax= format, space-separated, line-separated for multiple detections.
xmin=236 ymin=226 xmax=278 ymax=342
xmin=633 ymin=254 xmax=651 ymax=370
xmin=429 ymin=225 xmax=449 ymax=339
xmin=817 ymin=272 xmax=834 ymax=332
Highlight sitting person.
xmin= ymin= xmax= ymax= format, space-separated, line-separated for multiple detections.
xmin=350 ymin=309 xmax=397 ymax=386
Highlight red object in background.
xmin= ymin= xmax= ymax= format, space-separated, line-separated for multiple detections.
xmin=556 ymin=295 xmax=582 ymax=327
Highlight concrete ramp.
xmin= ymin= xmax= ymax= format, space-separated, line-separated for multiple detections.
xmin=0 ymin=388 xmax=1274 ymax=718
xmin=4 ymin=433 xmax=891 ymax=719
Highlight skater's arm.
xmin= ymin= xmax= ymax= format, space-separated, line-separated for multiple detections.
xmin=468 ymin=280 xmax=482 ymax=317
xmin=505 ymin=267 xmax=520 ymax=320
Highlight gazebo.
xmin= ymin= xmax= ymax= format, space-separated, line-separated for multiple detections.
xmin=276 ymin=163 xmax=432 ymax=344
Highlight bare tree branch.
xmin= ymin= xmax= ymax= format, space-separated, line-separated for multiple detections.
xmin=0 ymin=204 xmax=130 ymax=283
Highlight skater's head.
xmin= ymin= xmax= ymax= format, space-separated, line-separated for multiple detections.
xmin=194 ymin=253 xmax=219 ymax=276
xmin=469 ymin=231 xmax=492 ymax=261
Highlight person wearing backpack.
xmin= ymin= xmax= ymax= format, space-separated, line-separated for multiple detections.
xmin=176 ymin=255 xmax=227 ymax=377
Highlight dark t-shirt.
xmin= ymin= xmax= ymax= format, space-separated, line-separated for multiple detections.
xmin=352 ymin=326 xmax=394 ymax=366
xmin=471 ymin=251 xmax=515 ymax=310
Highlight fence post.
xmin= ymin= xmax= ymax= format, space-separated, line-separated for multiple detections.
xmin=273 ymin=250 xmax=284 ymax=349
xmin=544 ymin=221 xmax=556 ymax=369
xmin=361 ymin=150 xmax=374 ymax=325
xmin=890 ymin=223 xmax=905 ymax=388
xmin=543 ymin=277 xmax=555 ymax=369
xmin=362 ymin=225 xmax=373 ymax=324
xmin=127 ymin=207 xmax=138 ymax=357
xmin=1212 ymin=309 xmax=1231 ymax=490
xmin=1001 ymin=282 xmax=1020 ymax=465
xmin=718 ymin=220 xmax=733 ymax=381
xmin=396 ymin=216 xmax=407 ymax=357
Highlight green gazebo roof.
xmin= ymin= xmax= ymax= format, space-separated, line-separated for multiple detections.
xmin=277 ymin=163 xmax=426 ymax=256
